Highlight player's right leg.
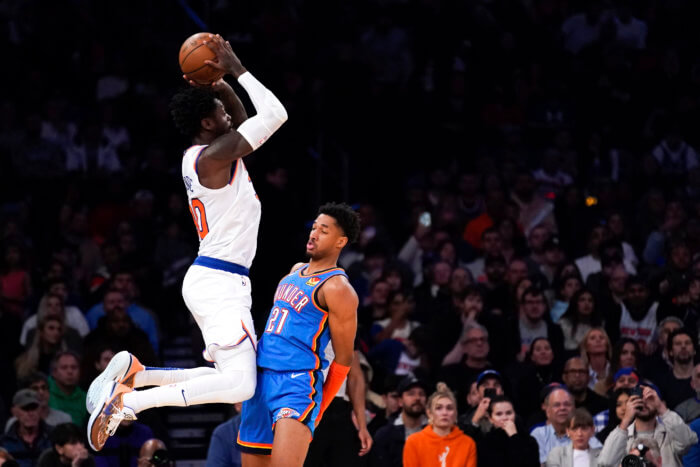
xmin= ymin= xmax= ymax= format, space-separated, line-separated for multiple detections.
xmin=240 ymin=453 xmax=271 ymax=467
xmin=270 ymin=419 xmax=312 ymax=467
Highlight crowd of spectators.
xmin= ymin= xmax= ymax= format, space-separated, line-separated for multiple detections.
xmin=3 ymin=0 xmax=700 ymax=465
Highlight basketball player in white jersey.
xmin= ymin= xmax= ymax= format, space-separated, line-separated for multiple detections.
xmin=86 ymin=34 xmax=288 ymax=451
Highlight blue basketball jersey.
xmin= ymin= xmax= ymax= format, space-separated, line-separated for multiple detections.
xmin=256 ymin=265 xmax=347 ymax=372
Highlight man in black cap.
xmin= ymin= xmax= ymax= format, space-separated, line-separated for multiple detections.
xmin=458 ymin=369 xmax=506 ymax=434
xmin=369 ymin=375 xmax=428 ymax=467
xmin=0 ymin=389 xmax=53 ymax=466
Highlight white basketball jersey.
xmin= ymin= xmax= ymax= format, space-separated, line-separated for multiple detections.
xmin=181 ymin=145 xmax=261 ymax=268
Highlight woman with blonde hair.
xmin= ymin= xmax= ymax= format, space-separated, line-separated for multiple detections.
xmin=20 ymin=292 xmax=88 ymax=346
xmin=22 ymin=293 xmax=83 ymax=354
xmin=15 ymin=315 xmax=70 ymax=380
xmin=578 ymin=327 xmax=612 ymax=394
xmin=403 ymin=382 xmax=477 ymax=467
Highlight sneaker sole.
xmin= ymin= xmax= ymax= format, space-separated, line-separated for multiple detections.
xmin=87 ymin=381 xmax=118 ymax=451
xmin=86 ymin=351 xmax=144 ymax=413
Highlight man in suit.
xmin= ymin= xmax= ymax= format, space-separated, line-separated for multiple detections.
xmin=546 ymin=408 xmax=600 ymax=467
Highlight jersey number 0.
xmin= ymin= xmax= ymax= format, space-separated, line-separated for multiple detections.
xmin=189 ymin=198 xmax=209 ymax=240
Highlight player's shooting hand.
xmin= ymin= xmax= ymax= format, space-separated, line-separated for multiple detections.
xmin=357 ymin=427 xmax=373 ymax=456
xmin=203 ymin=34 xmax=246 ymax=78
xmin=181 ymin=74 xmax=232 ymax=92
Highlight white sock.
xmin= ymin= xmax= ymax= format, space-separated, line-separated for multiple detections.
xmin=123 ymin=346 xmax=256 ymax=414
xmin=123 ymin=370 xmax=255 ymax=413
xmin=132 ymin=367 xmax=219 ymax=388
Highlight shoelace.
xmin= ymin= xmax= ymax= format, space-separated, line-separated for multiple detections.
xmin=105 ymin=401 xmax=137 ymax=436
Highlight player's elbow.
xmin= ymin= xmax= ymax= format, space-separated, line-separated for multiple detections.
xmin=273 ymin=101 xmax=288 ymax=124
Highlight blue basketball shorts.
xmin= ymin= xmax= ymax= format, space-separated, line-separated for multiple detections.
xmin=237 ymin=368 xmax=324 ymax=454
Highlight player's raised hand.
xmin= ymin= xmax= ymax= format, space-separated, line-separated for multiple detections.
xmin=203 ymin=34 xmax=246 ymax=78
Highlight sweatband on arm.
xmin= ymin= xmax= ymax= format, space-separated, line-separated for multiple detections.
xmin=236 ymin=71 xmax=288 ymax=150
xmin=317 ymin=361 xmax=351 ymax=421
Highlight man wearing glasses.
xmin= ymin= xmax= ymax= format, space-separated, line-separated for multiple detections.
xmin=562 ymin=357 xmax=608 ymax=416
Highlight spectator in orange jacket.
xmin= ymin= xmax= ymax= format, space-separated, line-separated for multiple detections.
xmin=403 ymin=382 xmax=477 ymax=467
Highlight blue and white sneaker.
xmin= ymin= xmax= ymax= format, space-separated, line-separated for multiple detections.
xmin=86 ymin=351 xmax=144 ymax=414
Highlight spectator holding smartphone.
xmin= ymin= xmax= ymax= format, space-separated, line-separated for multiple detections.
xmin=458 ymin=370 xmax=506 ymax=434
xmin=598 ymin=381 xmax=697 ymax=467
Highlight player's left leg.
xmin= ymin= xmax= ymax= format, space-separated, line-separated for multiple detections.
xmin=88 ymin=343 xmax=256 ymax=451
xmin=120 ymin=342 xmax=256 ymax=413
xmin=270 ymin=418 xmax=312 ymax=467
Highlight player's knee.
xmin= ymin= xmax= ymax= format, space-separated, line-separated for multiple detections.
xmin=221 ymin=371 xmax=255 ymax=403
xmin=236 ymin=374 xmax=256 ymax=402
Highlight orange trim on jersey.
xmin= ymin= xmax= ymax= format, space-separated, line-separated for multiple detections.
xmin=309 ymin=310 xmax=329 ymax=369
xmin=236 ymin=432 xmax=272 ymax=450
xmin=298 ymin=266 xmax=344 ymax=278
xmin=228 ymin=159 xmax=240 ymax=185
xmin=193 ymin=146 xmax=206 ymax=174
xmin=310 ymin=277 xmax=334 ymax=315
xmin=183 ymin=145 xmax=203 ymax=158
xmin=241 ymin=320 xmax=257 ymax=352
xmin=299 ymin=370 xmax=318 ymax=423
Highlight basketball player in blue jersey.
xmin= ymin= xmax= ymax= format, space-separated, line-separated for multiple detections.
xmin=85 ymin=34 xmax=288 ymax=451
xmin=237 ymin=202 xmax=361 ymax=467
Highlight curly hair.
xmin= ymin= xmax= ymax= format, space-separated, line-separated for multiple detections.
xmin=169 ymin=87 xmax=218 ymax=139
xmin=317 ymin=202 xmax=361 ymax=244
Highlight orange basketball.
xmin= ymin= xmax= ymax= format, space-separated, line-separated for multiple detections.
xmin=179 ymin=32 xmax=225 ymax=85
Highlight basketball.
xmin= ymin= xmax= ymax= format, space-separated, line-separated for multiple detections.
xmin=179 ymin=32 xmax=225 ymax=85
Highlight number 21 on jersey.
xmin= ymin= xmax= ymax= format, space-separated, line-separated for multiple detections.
xmin=265 ymin=307 xmax=289 ymax=334
xmin=189 ymin=198 xmax=209 ymax=240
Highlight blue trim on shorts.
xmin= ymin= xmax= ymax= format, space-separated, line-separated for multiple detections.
xmin=193 ymin=256 xmax=249 ymax=276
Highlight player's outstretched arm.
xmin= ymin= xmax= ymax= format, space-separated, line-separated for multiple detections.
xmin=325 ymin=276 xmax=358 ymax=367
xmin=200 ymin=34 xmax=287 ymax=163
xmin=212 ymin=79 xmax=248 ymax=127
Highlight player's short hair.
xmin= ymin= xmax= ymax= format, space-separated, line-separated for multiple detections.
xmin=318 ymin=202 xmax=361 ymax=244
xmin=170 ymin=87 xmax=218 ymax=139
